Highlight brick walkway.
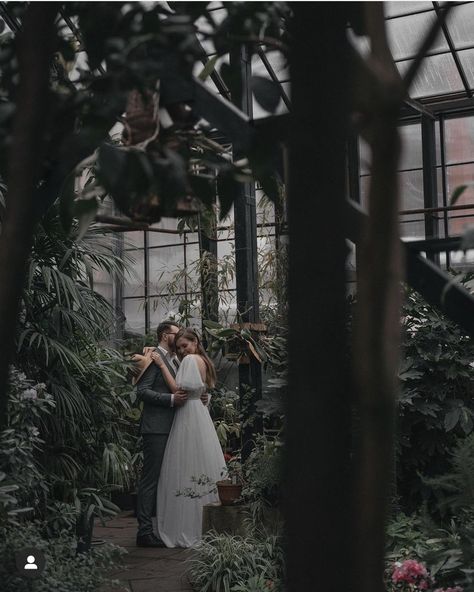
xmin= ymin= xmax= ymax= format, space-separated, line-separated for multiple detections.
xmin=96 ymin=513 xmax=194 ymax=592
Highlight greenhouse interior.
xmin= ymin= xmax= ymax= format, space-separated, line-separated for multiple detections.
xmin=2 ymin=1 xmax=474 ymax=591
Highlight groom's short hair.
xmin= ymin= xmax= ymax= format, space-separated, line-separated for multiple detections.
xmin=157 ymin=320 xmax=180 ymax=342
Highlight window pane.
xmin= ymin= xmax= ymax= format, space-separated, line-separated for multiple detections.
xmin=218 ymin=290 xmax=237 ymax=324
xmin=149 ymin=295 xmax=202 ymax=329
xmin=124 ymin=231 xmax=144 ymax=249
xmin=217 ymin=240 xmax=236 ymax=290
xmin=458 ymin=48 xmax=474 ymax=89
xmin=148 ymin=246 xmax=185 ymax=296
xmin=256 ymin=189 xmax=275 ymax=226
xmin=399 ymin=123 xmax=423 ymax=170
xmin=448 ymin=3 xmax=474 ymax=50
xmin=446 ymin=163 xmax=474 ymax=235
xmin=184 ymin=243 xmax=202 ymax=287
xmin=387 ymin=11 xmax=448 ymax=61
xmin=123 ymin=250 xmax=145 ymax=297
xmin=384 ymin=2 xmax=433 ymax=18
xmin=93 ymin=268 xmax=113 ymax=303
xmin=397 ymin=53 xmax=464 ymax=98
xmin=251 ymin=50 xmax=289 ymax=82
xmin=148 ymin=218 xmax=183 ymax=247
xmin=399 ymin=169 xmax=424 ymax=211
xmin=149 ymin=296 xmax=182 ymax=328
xmin=444 ymin=115 xmax=474 ymax=165
xmin=123 ymin=298 xmax=146 ymax=335
xmin=400 ymin=218 xmax=426 ymax=240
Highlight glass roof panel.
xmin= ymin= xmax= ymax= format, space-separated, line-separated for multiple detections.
xmin=448 ymin=2 xmax=474 ymax=50
xmin=195 ymin=7 xmax=227 ymax=56
xmin=251 ymin=51 xmax=289 ymax=82
xmin=384 ymin=2 xmax=434 ymax=18
xmin=386 ymin=10 xmax=449 ymax=61
xmin=397 ymin=52 xmax=465 ymax=97
xmin=457 ymin=47 xmax=474 ymax=87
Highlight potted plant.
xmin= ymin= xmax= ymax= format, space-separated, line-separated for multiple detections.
xmin=216 ymin=455 xmax=244 ymax=506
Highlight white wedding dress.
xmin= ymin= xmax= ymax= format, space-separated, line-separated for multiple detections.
xmin=156 ymin=354 xmax=225 ymax=548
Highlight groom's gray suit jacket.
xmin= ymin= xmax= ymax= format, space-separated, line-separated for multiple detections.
xmin=136 ymin=354 xmax=177 ymax=434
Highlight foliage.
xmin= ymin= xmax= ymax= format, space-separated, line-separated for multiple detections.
xmin=397 ymin=289 xmax=474 ymax=507
xmin=242 ymin=434 xmax=283 ymax=523
xmin=386 ymin=511 xmax=437 ymax=563
xmin=209 ymin=386 xmax=241 ymax=451
xmin=204 ymin=319 xmax=267 ymax=364
xmin=386 ymin=435 xmax=474 ymax=590
xmin=0 ymin=522 xmax=125 ymax=592
xmin=188 ymin=531 xmax=284 ymax=592
xmin=223 ymin=455 xmax=244 ymax=485
xmin=0 ymin=3 xmax=290 ymax=238
xmin=423 ymin=434 xmax=474 ymax=514
xmin=0 ymin=368 xmax=54 ymax=525
xmin=14 ymin=210 xmax=136 ymax=507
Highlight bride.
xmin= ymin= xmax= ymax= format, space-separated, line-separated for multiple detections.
xmin=150 ymin=328 xmax=226 ymax=548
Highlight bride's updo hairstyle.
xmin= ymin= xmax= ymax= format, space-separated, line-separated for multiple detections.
xmin=174 ymin=328 xmax=217 ymax=388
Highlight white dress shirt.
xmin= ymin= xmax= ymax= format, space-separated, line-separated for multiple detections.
xmin=157 ymin=345 xmax=179 ymax=406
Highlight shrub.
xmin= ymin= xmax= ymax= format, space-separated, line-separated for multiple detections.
xmin=0 ymin=522 xmax=125 ymax=592
xmin=188 ymin=531 xmax=283 ymax=592
xmin=397 ymin=289 xmax=474 ymax=508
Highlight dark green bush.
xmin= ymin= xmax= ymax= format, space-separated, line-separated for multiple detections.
xmin=0 ymin=523 xmax=124 ymax=592
xmin=397 ymin=289 xmax=474 ymax=508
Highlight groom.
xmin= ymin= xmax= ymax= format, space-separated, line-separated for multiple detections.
xmin=134 ymin=320 xmax=188 ymax=547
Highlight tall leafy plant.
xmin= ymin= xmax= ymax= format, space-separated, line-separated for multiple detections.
xmin=397 ymin=288 xmax=474 ymax=507
xmin=15 ymin=207 xmax=135 ymax=505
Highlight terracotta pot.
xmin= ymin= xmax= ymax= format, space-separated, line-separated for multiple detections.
xmin=216 ymin=480 xmax=243 ymax=506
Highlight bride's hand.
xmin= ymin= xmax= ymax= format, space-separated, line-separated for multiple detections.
xmin=151 ymin=352 xmax=164 ymax=368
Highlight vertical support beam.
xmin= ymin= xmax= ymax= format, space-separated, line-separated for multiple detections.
xmin=347 ymin=131 xmax=361 ymax=204
xmin=421 ymin=114 xmax=439 ymax=263
xmin=144 ymin=231 xmax=150 ymax=334
xmin=287 ymin=4 xmax=351 ymax=591
xmin=229 ymin=45 xmax=262 ymax=459
xmin=439 ymin=115 xmax=450 ymax=268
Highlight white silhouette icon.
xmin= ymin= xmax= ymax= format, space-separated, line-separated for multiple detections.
xmin=24 ymin=555 xmax=38 ymax=570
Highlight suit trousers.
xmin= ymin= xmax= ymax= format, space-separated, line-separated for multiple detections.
xmin=136 ymin=433 xmax=169 ymax=537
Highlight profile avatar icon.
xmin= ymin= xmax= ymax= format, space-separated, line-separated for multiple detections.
xmin=15 ymin=547 xmax=45 ymax=578
xmin=24 ymin=555 xmax=38 ymax=570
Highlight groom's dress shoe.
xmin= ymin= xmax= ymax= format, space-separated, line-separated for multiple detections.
xmin=136 ymin=534 xmax=166 ymax=548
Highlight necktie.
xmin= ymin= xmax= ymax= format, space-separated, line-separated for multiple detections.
xmin=172 ymin=358 xmax=180 ymax=372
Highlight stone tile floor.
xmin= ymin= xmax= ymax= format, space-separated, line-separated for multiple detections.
xmin=95 ymin=512 xmax=194 ymax=592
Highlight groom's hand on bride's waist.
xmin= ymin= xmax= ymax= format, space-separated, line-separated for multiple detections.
xmin=174 ymin=390 xmax=188 ymax=406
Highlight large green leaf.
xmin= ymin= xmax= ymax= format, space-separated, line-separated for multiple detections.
xmin=198 ymin=55 xmax=219 ymax=81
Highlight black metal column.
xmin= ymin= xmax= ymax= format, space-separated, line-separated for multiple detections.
xmin=421 ymin=114 xmax=439 ymax=263
xmin=347 ymin=131 xmax=361 ymax=204
xmin=229 ymin=46 xmax=262 ymax=458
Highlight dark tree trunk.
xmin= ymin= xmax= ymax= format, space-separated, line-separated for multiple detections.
xmin=0 ymin=4 xmax=58 ymax=425
xmin=286 ymin=4 xmax=352 ymax=591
